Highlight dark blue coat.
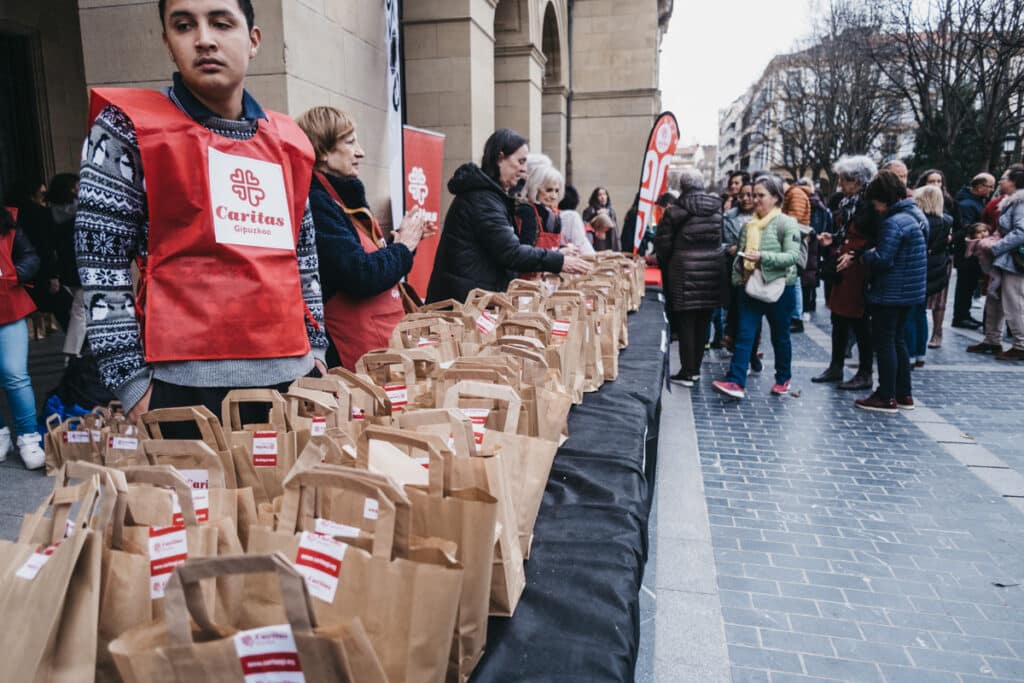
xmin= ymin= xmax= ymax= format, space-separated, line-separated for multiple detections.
xmin=862 ymin=199 xmax=928 ymax=306
xmin=308 ymin=173 xmax=413 ymax=301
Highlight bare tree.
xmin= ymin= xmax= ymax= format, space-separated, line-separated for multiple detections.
xmin=866 ymin=0 xmax=1024 ymax=183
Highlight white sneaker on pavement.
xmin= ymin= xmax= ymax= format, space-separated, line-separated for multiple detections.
xmin=17 ymin=433 xmax=45 ymax=470
xmin=0 ymin=426 xmax=10 ymax=463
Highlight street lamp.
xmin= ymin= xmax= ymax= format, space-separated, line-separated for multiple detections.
xmin=1004 ymin=134 xmax=1019 ymax=168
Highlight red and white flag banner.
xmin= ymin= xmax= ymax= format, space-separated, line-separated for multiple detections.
xmin=633 ymin=112 xmax=680 ymax=253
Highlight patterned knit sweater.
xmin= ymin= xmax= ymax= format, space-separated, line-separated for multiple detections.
xmin=75 ymin=75 xmax=327 ymax=411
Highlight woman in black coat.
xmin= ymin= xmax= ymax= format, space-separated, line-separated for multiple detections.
xmin=654 ymin=168 xmax=725 ymax=386
xmin=426 ymin=129 xmax=591 ymax=302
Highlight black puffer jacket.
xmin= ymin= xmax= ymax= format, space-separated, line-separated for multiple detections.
xmin=654 ymin=190 xmax=726 ymax=311
xmin=426 ymin=164 xmax=564 ymax=302
xmin=924 ymin=213 xmax=952 ymax=297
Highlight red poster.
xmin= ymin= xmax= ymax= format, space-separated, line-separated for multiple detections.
xmin=403 ymin=126 xmax=445 ymax=299
xmin=633 ymin=112 xmax=680 ymax=254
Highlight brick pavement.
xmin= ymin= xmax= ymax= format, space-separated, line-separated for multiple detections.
xmin=687 ymin=308 xmax=1024 ymax=682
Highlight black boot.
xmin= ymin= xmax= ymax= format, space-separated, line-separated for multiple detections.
xmin=811 ymin=367 xmax=843 ymax=383
xmin=838 ymin=374 xmax=872 ymax=391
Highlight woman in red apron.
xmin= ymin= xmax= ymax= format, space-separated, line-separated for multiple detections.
xmin=0 ymin=208 xmax=45 ymax=468
xmin=297 ymin=107 xmax=437 ymax=370
xmin=515 ymin=158 xmax=564 ymax=251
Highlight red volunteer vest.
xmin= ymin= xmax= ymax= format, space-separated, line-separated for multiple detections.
xmin=315 ymin=172 xmax=405 ymax=370
xmin=0 ymin=231 xmax=37 ymax=326
xmin=88 ymin=88 xmax=314 ymax=362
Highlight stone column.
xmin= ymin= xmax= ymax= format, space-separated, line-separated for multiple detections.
xmin=494 ymin=43 xmax=545 ymax=147
xmin=403 ymin=0 xmax=498 ymax=217
xmin=542 ymin=84 xmax=568 ymax=171
xmin=568 ymin=0 xmax=662 ymax=208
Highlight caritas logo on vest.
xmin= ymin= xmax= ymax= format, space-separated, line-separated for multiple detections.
xmin=209 ymin=147 xmax=293 ymax=250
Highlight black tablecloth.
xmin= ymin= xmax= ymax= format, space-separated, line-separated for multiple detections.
xmin=472 ymin=288 xmax=667 ymax=682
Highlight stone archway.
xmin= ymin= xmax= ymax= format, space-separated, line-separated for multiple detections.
xmin=539 ymin=1 xmax=568 ymax=171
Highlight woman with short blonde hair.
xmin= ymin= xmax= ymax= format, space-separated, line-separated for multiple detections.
xmin=297 ymin=105 xmax=434 ymax=369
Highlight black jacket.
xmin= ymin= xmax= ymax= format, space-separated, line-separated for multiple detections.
xmin=426 ymin=164 xmax=563 ymax=303
xmin=7 ymin=226 xmax=40 ymax=284
xmin=309 ymin=173 xmax=413 ymax=301
xmin=924 ymin=213 xmax=952 ymax=297
xmin=654 ymin=190 xmax=725 ymax=311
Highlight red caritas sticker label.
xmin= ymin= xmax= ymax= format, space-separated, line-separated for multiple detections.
xmin=148 ymin=525 xmax=188 ymax=598
xmin=233 ymin=624 xmax=305 ymax=682
xmin=108 ymin=435 xmax=139 ymax=450
xmin=310 ymin=416 xmax=327 ymax=437
xmin=351 ymin=406 xmax=366 ymax=422
xmin=552 ymin=319 xmax=571 ymax=337
xmin=475 ymin=310 xmax=498 ymax=335
xmin=63 ymin=430 xmax=90 ymax=444
xmin=174 ymin=470 xmax=210 ymax=524
xmin=384 ymin=384 xmax=408 ymax=412
xmin=16 ymin=541 xmax=63 ymax=580
xmin=459 ymin=407 xmax=490 ymax=446
xmin=252 ymin=430 xmax=278 ymax=467
xmin=294 ymin=531 xmax=347 ymax=603
xmin=313 ymin=517 xmax=360 ymax=539
xmin=417 ymin=337 xmax=439 ymax=347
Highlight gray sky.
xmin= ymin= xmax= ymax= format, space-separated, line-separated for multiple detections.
xmin=659 ymin=0 xmax=814 ymax=146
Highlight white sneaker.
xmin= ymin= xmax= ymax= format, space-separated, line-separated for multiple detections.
xmin=0 ymin=427 xmax=10 ymax=463
xmin=17 ymin=433 xmax=45 ymax=470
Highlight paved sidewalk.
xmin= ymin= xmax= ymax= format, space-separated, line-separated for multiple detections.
xmin=646 ymin=296 xmax=1024 ymax=682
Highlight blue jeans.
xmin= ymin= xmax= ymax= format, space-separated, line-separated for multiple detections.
xmin=904 ymin=303 xmax=928 ymax=360
xmin=0 ymin=318 xmax=38 ymax=435
xmin=727 ymin=285 xmax=796 ymax=388
xmin=792 ymin=285 xmax=804 ymax=321
xmin=872 ymin=304 xmax=912 ymax=400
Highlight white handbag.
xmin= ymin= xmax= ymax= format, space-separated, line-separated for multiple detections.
xmin=744 ymin=268 xmax=786 ymax=303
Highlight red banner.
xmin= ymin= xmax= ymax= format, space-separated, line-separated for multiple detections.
xmin=402 ymin=125 xmax=445 ymax=298
xmin=633 ymin=112 xmax=680 ymax=253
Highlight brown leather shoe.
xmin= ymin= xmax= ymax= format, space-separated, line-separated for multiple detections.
xmin=838 ymin=374 xmax=872 ymax=391
xmin=995 ymin=348 xmax=1024 ymax=361
xmin=966 ymin=342 xmax=1002 ymax=354
xmin=855 ymin=394 xmax=898 ymax=413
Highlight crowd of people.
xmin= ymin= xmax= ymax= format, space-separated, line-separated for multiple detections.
xmin=656 ymin=154 xmax=1024 ymax=413
xmin=0 ymin=0 xmax=629 ymax=471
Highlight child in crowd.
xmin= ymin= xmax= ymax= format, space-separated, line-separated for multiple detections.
xmin=966 ymin=222 xmax=1002 ymax=297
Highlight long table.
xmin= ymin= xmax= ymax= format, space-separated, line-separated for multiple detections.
xmin=472 ymin=287 xmax=667 ymax=682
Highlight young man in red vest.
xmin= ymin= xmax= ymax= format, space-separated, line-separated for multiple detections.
xmin=75 ymin=0 xmax=327 ymax=423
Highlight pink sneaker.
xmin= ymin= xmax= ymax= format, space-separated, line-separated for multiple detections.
xmin=771 ymin=381 xmax=791 ymax=396
xmin=712 ymin=381 xmax=745 ymax=399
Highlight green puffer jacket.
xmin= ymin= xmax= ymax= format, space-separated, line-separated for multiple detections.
xmin=731 ymin=213 xmax=802 ymax=287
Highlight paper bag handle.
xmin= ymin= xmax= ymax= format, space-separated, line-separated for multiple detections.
xmin=58 ymin=462 xmax=129 ymax=548
xmin=395 ymin=408 xmax=478 ymax=457
xmin=355 ymin=349 xmax=417 ymax=384
xmin=19 ymin=475 xmax=102 ymax=545
xmin=327 ymin=368 xmax=392 ymax=416
xmin=140 ymin=406 xmax=227 ymax=450
xmin=45 ymin=413 xmax=62 ymax=435
xmin=119 ymin=465 xmax=200 ymax=526
xmin=278 ymin=465 xmax=402 ymax=560
xmin=356 ymin=425 xmax=448 ymax=497
xmin=442 ymin=380 xmax=522 ymax=434
xmin=164 ymin=552 xmax=317 ymax=645
xmin=221 ymin=389 xmax=289 ymax=432
xmin=141 ymin=439 xmax=228 ymax=488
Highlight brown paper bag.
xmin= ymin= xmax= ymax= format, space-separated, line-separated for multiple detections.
xmin=246 ymin=466 xmax=464 ymax=683
xmin=222 ymin=389 xmax=298 ymax=504
xmin=109 ymin=553 xmax=387 ymax=683
xmin=355 ymin=348 xmax=421 ymax=414
xmin=327 ymin=366 xmax=395 ymax=437
xmin=139 ymin=406 xmax=237 ymax=488
xmin=47 ymin=414 xmax=104 ymax=470
xmin=356 ymin=426 xmax=498 ymax=682
xmin=117 ymin=466 xmax=224 ymax=622
xmin=140 ymin=439 xmax=258 ymax=549
xmin=390 ymin=316 xmax=462 ymax=364
xmin=444 ymin=380 xmax=557 ymax=559
xmin=0 ymin=475 xmax=103 ymax=682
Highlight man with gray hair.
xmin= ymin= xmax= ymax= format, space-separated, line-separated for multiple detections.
xmin=952 ymin=172 xmax=997 ymax=329
xmin=655 ymin=167 xmax=725 ymax=385
xmin=881 ymin=159 xmax=909 ymax=188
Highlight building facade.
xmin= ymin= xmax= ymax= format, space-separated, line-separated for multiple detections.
xmin=1 ymin=0 xmax=672 ymax=224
